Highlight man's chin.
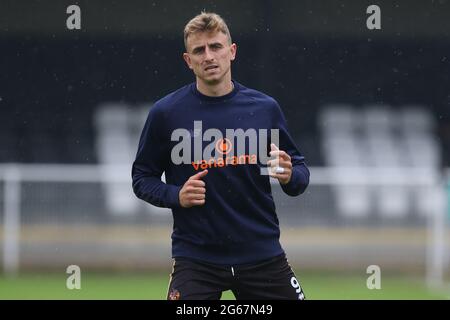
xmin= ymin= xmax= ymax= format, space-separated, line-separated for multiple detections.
xmin=202 ymin=77 xmax=222 ymax=86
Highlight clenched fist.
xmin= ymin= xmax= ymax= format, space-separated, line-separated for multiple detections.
xmin=179 ymin=169 xmax=208 ymax=208
xmin=267 ymin=143 xmax=292 ymax=185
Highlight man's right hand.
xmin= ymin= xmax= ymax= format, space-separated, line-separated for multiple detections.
xmin=179 ymin=169 xmax=208 ymax=208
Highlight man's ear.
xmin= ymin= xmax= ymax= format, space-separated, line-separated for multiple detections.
xmin=230 ymin=43 xmax=237 ymax=62
xmin=183 ymin=53 xmax=193 ymax=69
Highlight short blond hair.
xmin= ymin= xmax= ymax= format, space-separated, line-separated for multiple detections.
xmin=183 ymin=12 xmax=232 ymax=50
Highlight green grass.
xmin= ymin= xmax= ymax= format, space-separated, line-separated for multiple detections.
xmin=0 ymin=272 xmax=448 ymax=300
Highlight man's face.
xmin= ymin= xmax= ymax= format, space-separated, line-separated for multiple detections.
xmin=183 ymin=31 xmax=236 ymax=85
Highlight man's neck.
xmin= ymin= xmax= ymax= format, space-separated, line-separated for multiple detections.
xmin=196 ymin=78 xmax=234 ymax=97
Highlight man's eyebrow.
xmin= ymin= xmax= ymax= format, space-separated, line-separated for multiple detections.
xmin=208 ymin=42 xmax=223 ymax=47
xmin=191 ymin=42 xmax=224 ymax=53
xmin=191 ymin=45 xmax=205 ymax=52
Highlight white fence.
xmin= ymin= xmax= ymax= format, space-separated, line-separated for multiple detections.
xmin=0 ymin=164 xmax=448 ymax=287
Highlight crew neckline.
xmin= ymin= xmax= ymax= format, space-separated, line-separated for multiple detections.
xmin=191 ymin=80 xmax=239 ymax=102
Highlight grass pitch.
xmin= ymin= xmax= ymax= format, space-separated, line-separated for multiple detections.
xmin=0 ymin=272 xmax=448 ymax=300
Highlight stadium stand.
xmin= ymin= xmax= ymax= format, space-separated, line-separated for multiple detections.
xmin=319 ymin=104 xmax=442 ymax=223
xmin=0 ymin=37 xmax=449 ymax=227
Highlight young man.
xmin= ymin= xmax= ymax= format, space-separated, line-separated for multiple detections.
xmin=132 ymin=12 xmax=310 ymax=300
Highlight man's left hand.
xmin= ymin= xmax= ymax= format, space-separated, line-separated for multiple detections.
xmin=267 ymin=143 xmax=292 ymax=185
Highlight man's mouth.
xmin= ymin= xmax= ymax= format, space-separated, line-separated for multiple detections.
xmin=204 ymin=65 xmax=219 ymax=71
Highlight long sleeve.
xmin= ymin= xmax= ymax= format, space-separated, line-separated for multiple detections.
xmin=272 ymin=102 xmax=310 ymax=196
xmin=132 ymin=105 xmax=182 ymax=208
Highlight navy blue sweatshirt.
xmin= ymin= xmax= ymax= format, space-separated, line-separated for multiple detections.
xmin=132 ymin=81 xmax=309 ymax=265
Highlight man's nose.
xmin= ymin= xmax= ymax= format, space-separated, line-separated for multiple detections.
xmin=204 ymin=47 xmax=214 ymax=61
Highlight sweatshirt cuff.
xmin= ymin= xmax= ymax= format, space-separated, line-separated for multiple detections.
xmin=280 ymin=165 xmax=308 ymax=196
xmin=167 ymin=184 xmax=183 ymax=208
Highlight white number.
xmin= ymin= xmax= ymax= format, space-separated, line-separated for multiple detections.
xmin=290 ymin=276 xmax=304 ymax=299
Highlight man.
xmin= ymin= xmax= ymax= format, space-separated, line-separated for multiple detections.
xmin=132 ymin=12 xmax=309 ymax=300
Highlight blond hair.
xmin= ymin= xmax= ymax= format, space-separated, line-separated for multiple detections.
xmin=184 ymin=12 xmax=232 ymax=50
